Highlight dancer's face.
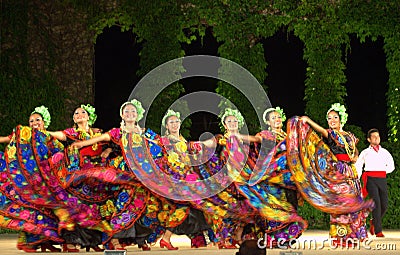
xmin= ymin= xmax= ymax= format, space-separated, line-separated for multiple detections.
xmin=327 ymin=111 xmax=341 ymax=130
xmin=166 ymin=116 xmax=181 ymax=134
xmin=267 ymin=111 xmax=283 ymax=130
xmin=29 ymin=113 xmax=45 ymax=130
xmin=121 ymin=104 xmax=138 ymax=123
xmin=224 ymin=115 xmax=239 ymax=132
xmin=368 ymin=132 xmax=380 ymax=146
xmin=73 ymin=107 xmax=89 ymax=125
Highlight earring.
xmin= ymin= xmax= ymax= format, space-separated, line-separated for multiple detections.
xmin=120 ymin=120 xmax=126 ymax=132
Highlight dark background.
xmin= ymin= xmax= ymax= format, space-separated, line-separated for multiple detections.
xmin=94 ymin=26 xmax=388 ymax=140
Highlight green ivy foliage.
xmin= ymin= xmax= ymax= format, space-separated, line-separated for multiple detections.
xmin=346 ymin=124 xmax=367 ymax=151
xmin=382 ymin=141 xmax=400 ymax=228
xmin=383 ymin=35 xmax=400 ymax=143
xmin=298 ymin=201 xmax=329 ymax=230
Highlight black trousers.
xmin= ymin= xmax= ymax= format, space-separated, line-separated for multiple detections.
xmin=366 ymin=177 xmax=388 ymax=234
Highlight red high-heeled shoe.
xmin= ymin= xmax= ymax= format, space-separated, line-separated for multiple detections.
xmin=62 ymin=244 xmax=79 ymax=252
xmin=218 ymin=240 xmax=237 ymax=249
xmin=85 ymin=246 xmax=104 ymax=252
xmin=160 ymin=239 xmax=178 ymax=250
xmin=218 ymin=243 xmax=237 ymax=249
xmin=369 ymin=219 xmax=375 ymax=235
xmin=109 ymin=239 xmax=126 ymax=250
xmin=41 ymin=243 xmax=61 ymax=252
xmin=138 ymin=243 xmax=151 ymax=251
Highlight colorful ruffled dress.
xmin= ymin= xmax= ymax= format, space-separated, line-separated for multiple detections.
xmin=111 ymin=130 xmax=242 ymax=244
xmin=59 ymin=127 xmax=151 ymax=246
xmin=141 ymin=131 xmax=292 ymax=246
xmin=242 ymin=129 xmax=306 ymax=246
xmin=124 ymin=129 xmax=209 ymax=244
xmin=158 ymin=134 xmax=211 ymax=248
xmin=323 ymin=129 xmax=369 ymax=241
xmin=285 ymin=117 xmax=373 ymax=242
xmin=0 ymin=126 xmax=149 ymax=249
xmin=0 ymin=126 xmax=65 ymax=250
xmin=56 ymin=127 xmax=109 ymax=248
xmin=70 ymin=128 xmax=193 ymax=245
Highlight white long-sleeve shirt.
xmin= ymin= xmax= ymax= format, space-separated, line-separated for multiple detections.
xmin=355 ymin=145 xmax=395 ymax=178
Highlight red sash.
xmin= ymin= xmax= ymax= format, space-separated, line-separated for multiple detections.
xmin=361 ymin=171 xmax=387 ymax=197
xmin=336 ymin=154 xmax=351 ymax=162
xmin=80 ymin=144 xmax=102 ymax=157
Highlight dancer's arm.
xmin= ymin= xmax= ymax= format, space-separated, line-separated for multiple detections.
xmin=238 ymin=134 xmax=262 ymax=143
xmin=301 ymin=116 xmax=328 ymax=138
xmin=0 ymin=136 xmax=11 ymax=143
xmin=72 ymin=133 xmax=111 ymax=149
xmin=201 ymin=138 xmax=217 ymax=148
xmin=352 ymin=147 xmax=359 ymax=163
xmin=100 ymin=147 xmax=113 ymax=158
xmin=385 ymin=150 xmax=395 ymax=174
xmin=354 ymin=149 xmax=366 ymax=178
xmin=48 ymin=131 xmax=67 ymax=141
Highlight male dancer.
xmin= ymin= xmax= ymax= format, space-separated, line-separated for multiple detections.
xmin=355 ymin=128 xmax=395 ymax=237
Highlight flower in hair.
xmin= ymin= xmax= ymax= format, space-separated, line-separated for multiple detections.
xmin=262 ymin=106 xmax=286 ymax=124
xmin=162 ymin=109 xmax=181 ymax=127
xmin=326 ymin=103 xmax=348 ymax=127
xmin=31 ymin=105 xmax=51 ymax=128
xmin=219 ymin=108 xmax=245 ymax=129
xmin=120 ymin=99 xmax=145 ymax=121
xmin=81 ymin=104 xmax=97 ymax=126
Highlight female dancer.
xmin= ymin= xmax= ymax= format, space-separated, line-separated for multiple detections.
xmin=159 ymin=109 xmax=211 ymax=248
xmin=48 ymin=104 xmax=105 ymax=252
xmin=0 ymin=106 xmax=51 ymax=143
xmin=103 ymin=100 xmax=151 ymax=251
xmin=71 ymin=100 xmax=183 ymax=251
xmin=255 ymin=107 xmax=298 ymax=208
xmin=300 ymin=103 xmax=370 ymax=246
xmin=0 ymin=106 xmax=62 ymax=252
xmin=191 ymin=108 xmax=265 ymax=249
xmin=213 ymin=108 xmax=306 ymax=248
xmin=48 ymin=104 xmax=109 ymax=169
xmin=246 ymin=107 xmax=307 ymax=246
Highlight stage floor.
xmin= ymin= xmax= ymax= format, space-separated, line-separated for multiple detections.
xmin=1 ymin=230 xmax=399 ymax=255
